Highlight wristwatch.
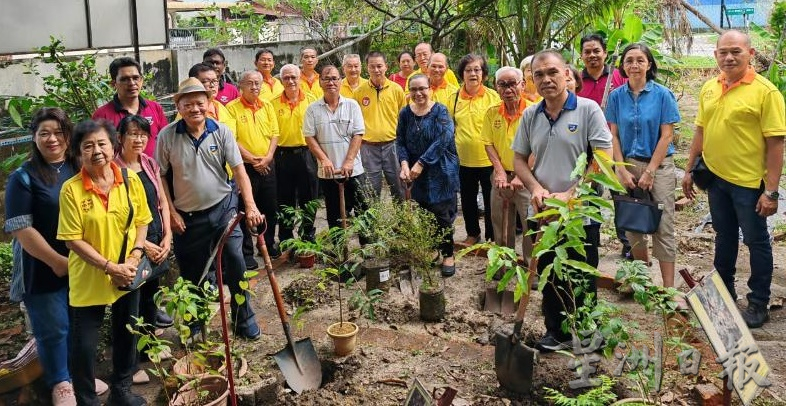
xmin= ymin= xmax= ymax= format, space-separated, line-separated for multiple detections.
xmin=764 ymin=190 xmax=780 ymax=200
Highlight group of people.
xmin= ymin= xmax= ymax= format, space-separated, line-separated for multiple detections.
xmin=4 ymin=28 xmax=783 ymax=405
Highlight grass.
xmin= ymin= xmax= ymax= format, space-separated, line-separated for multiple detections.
xmin=678 ymin=55 xmax=716 ymax=69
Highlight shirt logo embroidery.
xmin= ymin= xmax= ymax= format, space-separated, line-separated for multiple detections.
xmin=220 ymin=96 xmax=228 ymax=103
xmin=361 ymin=97 xmax=370 ymax=106
xmin=493 ymin=118 xmax=502 ymax=129
xmin=144 ymin=116 xmax=153 ymax=124
xmin=567 ymin=123 xmax=579 ymax=133
xmin=81 ymin=198 xmax=93 ymax=212
xmin=209 ymin=145 xmax=218 ymax=154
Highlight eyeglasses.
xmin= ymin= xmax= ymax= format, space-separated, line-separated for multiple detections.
xmin=623 ymin=59 xmax=649 ymax=66
xmin=36 ymin=131 xmax=64 ymax=139
xmin=200 ymin=79 xmax=219 ymax=86
xmin=321 ymin=77 xmax=341 ymax=82
xmin=464 ymin=68 xmax=483 ymax=74
xmin=496 ymin=80 xmax=520 ymax=89
xmin=117 ymin=75 xmax=142 ymax=84
xmin=281 ymin=75 xmax=299 ymax=82
xmin=204 ymin=59 xmax=223 ymax=66
xmin=125 ymin=132 xmax=149 ymax=140
xmin=409 ymin=86 xmax=429 ymax=93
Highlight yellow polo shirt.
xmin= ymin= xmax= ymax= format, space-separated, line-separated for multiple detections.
xmin=340 ymin=77 xmax=368 ymax=99
xmin=57 ymin=162 xmax=153 ymax=307
xmin=407 ymin=68 xmax=459 ymax=89
xmin=270 ymin=91 xmax=317 ymax=147
xmin=259 ymin=75 xmax=284 ymax=102
xmin=226 ymin=97 xmax=279 ymax=157
xmin=696 ymin=67 xmax=786 ymax=188
xmin=430 ymin=80 xmax=459 ymax=107
xmin=354 ymin=80 xmax=406 ymax=142
xmin=482 ymin=99 xmax=532 ymax=171
xmin=300 ymin=73 xmax=323 ymax=99
xmin=447 ymin=86 xmax=501 ymax=167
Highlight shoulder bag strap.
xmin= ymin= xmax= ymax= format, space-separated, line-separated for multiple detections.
xmin=118 ymin=168 xmax=134 ymax=264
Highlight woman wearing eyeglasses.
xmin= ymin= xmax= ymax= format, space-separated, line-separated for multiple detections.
xmin=605 ymin=43 xmax=680 ymax=287
xmin=447 ymin=54 xmax=500 ymax=247
xmin=398 ymin=74 xmax=460 ymax=276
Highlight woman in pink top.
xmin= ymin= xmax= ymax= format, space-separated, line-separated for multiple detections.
xmin=389 ymin=51 xmax=415 ymax=89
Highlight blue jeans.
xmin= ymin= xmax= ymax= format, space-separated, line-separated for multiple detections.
xmin=708 ymin=177 xmax=773 ymax=305
xmin=24 ymin=286 xmax=70 ymax=388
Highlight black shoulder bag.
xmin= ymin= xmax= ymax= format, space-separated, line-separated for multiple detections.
xmin=118 ymin=168 xmax=157 ymax=291
xmin=612 ymin=187 xmax=663 ymax=234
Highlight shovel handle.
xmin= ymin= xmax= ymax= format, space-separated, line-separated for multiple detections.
xmin=403 ymin=180 xmax=412 ymax=201
xmin=258 ymin=231 xmax=298 ymax=346
xmin=513 ymin=219 xmax=546 ymax=326
xmin=337 ymin=180 xmax=347 ymax=229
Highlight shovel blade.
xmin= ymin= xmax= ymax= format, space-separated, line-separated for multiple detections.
xmin=273 ymin=338 xmax=322 ymax=394
xmin=494 ymin=332 xmax=536 ymax=394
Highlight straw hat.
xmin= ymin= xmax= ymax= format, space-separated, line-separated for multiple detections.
xmin=173 ymin=77 xmax=209 ymax=103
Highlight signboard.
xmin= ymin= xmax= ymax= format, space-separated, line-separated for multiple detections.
xmin=727 ymin=7 xmax=755 ymax=16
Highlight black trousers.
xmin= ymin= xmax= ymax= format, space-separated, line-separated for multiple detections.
xmin=275 ymin=147 xmax=318 ymax=241
xmin=459 ymin=165 xmax=493 ymax=241
xmin=70 ymin=289 xmax=140 ymax=405
xmin=418 ymin=196 xmax=457 ymax=258
xmin=539 ymin=223 xmax=600 ymax=340
xmin=320 ymin=174 xmax=370 ymax=231
xmin=240 ymin=163 xmax=278 ymax=257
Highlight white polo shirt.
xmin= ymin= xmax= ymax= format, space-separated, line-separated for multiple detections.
xmin=303 ymin=96 xmax=366 ymax=179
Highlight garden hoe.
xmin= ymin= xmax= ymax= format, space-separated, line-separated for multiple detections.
xmin=483 ymin=191 xmax=517 ymax=314
xmin=258 ymin=220 xmax=322 ymax=394
xmin=397 ymin=180 xmax=421 ymax=295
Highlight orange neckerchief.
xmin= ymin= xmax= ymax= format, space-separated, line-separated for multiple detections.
xmin=240 ymin=95 xmax=262 ymax=113
xmin=280 ymin=90 xmax=305 ymax=110
xmin=430 ymin=80 xmax=448 ymax=92
xmin=262 ymin=74 xmax=278 ymax=91
xmin=718 ymin=66 xmax=756 ymax=95
xmin=206 ymin=100 xmax=218 ymax=119
xmin=81 ymin=161 xmax=123 ymax=210
xmin=301 ymin=72 xmax=320 ymax=89
xmin=459 ymin=85 xmax=486 ymax=100
xmin=498 ymin=98 xmax=528 ymax=124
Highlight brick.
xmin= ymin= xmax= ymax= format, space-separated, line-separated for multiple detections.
xmin=693 ymin=383 xmax=723 ymax=406
xmin=596 ymin=273 xmax=618 ymax=290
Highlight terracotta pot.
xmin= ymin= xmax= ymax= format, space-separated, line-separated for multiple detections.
xmin=172 ymin=353 xmax=226 ymax=380
xmin=298 ymin=253 xmax=316 ymax=268
xmin=170 ymin=375 xmax=229 ymax=406
xmin=327 ymin=322 xmax=359 ymax=356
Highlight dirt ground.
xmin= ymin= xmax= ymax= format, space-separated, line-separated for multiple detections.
xmin=2 ymin=69 xmax=786 ymax=405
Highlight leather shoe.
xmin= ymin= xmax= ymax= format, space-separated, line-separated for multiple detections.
xmin=235 ymin=322 xmax=261 ymax=340
xmin=245 ymin=257 xmax=259 ymax=270
xmin=462 ymin=236 xmax=480 ymax=246
xmin=154 ymin=309 xmax=173 ymax=328
xmin=535 ymin=333 xmax=571 ymax=353
xmin=741 ymin=302 xmax=769 ymax=328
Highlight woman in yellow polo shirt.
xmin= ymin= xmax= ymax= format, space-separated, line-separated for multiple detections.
xmin=448 ymin=54 xmax=500 ymax=245
xmin=57 ymin=120 xmax=152 ymax=405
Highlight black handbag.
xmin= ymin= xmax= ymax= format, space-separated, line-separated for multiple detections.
xmin=690 ymin=156 xmax=716 ymax=191
xmin=612 ymin=188 xmax=663 ymax=234
xmin=117 ymin=168 xmax=159 ymax=292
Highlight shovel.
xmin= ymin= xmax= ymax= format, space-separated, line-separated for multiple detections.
xmin=258 ymin=224 xmax=322 ymax=394
xmin=494 ymin=214 xmax=541 ymax=394
xmin=397 ymin=180 xmax=421 ymax=295
xmin=334 ymin=177 xmax=361 ymax=282
xmin=484 ymin=190 xmax=517 ymax=314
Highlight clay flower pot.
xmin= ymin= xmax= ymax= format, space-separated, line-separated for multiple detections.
xmin=298 ymin=252 xmax=316 ymax=268
xmin=327 ymin=322 xmax=359 ymax=356
xmin=170 ymin=375 xmax=229 ymax=406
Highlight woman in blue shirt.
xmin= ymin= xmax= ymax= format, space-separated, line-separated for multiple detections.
xmin=606 ymin=43 xmax=680 ymax=287
xmin=397 ymin=74 xmax=460 ymax=276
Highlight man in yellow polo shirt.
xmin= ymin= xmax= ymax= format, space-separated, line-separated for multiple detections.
xmin=255 ymin=49 xmax=284 ymax=101
xmin=270 ymin=64 xmax=319 ymax=244
xmin=226 ymin=70 xmax=281 ymax=264
xmin=299 ymin=47 xmax=323 ymax=99
xmin=427 ymin=53 xmax=459 ymax=106
xmin=409 ymin=43 xmax=458 ymax=90
xmin=340 ymin=54 xmax=367 ymax=98
xmin=683 ymin=30 xmax=786 ymax=328
xmin=354 ymin=51 xmax=406 ymax=199
xmin=482 ymin=66 xmax=534 ymax=262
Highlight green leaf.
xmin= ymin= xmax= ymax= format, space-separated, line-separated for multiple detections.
xmin=563 ymin=259 xmax=600 ymax=276
xmin=622 ymin=14 xmax=644 ymax=42
xmin=8 ymin=104 xmax=23 ymax=128
xmin=234 ymin=293 xmax=246 ymax=305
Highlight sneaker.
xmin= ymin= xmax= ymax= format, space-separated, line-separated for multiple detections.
xmin=268 ymin=245 xmax=282 ymax=260
xmin=244 ymin=257 xmax=259 ymax=270
xmin=741 ymin=302 xmax=769 ymax=328
xmin=52 ymin=381 xmax=76 ymax=406
xmin=107 ymin=386 xmax=147 ymax=406
xmin=535 ymin=333 xmax=570 ymax=353
xmin=154 ymin=309 xmax=174 ymax=328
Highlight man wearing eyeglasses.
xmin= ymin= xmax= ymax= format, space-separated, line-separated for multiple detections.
xmin=304 ymin=65 xmax=369 ymax=231
xmin=203 ymin=48 xmax=240 ymax=105
xmin=270 ymin=64 xmax=319 ymax=247
xmin=93 ymin=57 xmax=168 ymax=156
xmin=482 ymin=66 xmax=535 ymax=263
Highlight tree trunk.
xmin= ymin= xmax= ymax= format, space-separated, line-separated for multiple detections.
xmin=679 ymin=0 xmax=723 ymax=34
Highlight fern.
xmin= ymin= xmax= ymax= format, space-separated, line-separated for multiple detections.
xmin=543 ymin=375 xmax=618 ymax=406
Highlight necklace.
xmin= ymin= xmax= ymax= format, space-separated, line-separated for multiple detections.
xmin=50 ymin=160 xmax=66 ymax=173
